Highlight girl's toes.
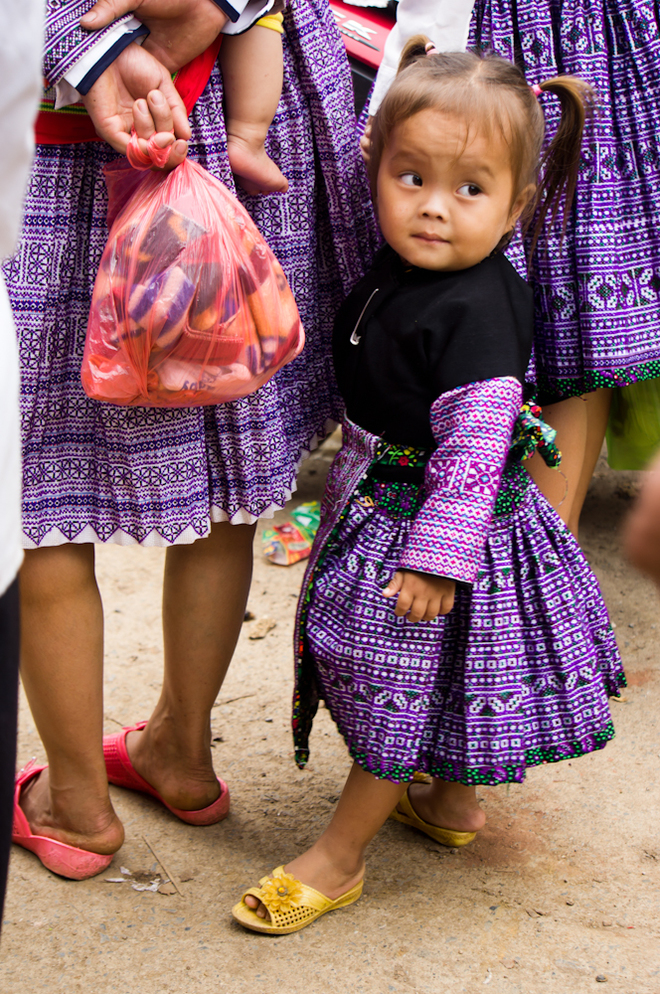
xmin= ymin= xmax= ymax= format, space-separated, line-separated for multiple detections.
xmin=244 ymin=894 xmax=268 ymax=918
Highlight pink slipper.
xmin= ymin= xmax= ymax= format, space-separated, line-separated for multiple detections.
xmin=12 ymin=761 xmax=114 ymax=880
xmin=103 ymin=721 xmax=230 ymax=826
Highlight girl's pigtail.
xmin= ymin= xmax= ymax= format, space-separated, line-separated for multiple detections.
xmin=528 ymin=76 xmax=595 ymax=254
xmin=398 ymin=35 xmax=434 ymax=74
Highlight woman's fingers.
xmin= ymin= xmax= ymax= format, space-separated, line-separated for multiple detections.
xmin=164 ymin=139 xmax=189 ymax=170
xmin=133 ymin=93 xmax=189 ymax=170
xmin=133 ymin=97 xmax=156 ymax=140
xmin=147 ymin=89 xmax=174 ymax=135
xmin=81 ymin=0 xmax=137 ymax=30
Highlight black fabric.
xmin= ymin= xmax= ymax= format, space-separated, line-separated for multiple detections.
xmin=333 ymin=246 xmax=534 ymax=448
xmin=0 ymin=578 xmax=19 ymax=927
xmin=209 ymin=0 xmax=241 ymax=22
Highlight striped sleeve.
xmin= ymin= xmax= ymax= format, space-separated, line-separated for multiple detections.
xmin=44 ymin=1 xmax=140 ymax=85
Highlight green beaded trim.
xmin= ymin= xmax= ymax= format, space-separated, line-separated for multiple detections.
xmin=306 ymin=719 xmax=618 ymax=786
xmin=494 ymin=460 xmax=532 ymax=517
xmin=535 ymin=362 xmax=660 ymax=405
xmin=357 ymin=476 xmax=425 ymax=519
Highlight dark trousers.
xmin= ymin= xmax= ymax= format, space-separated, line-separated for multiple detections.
xmin=0 ymin=578 xmax=19 ymax=926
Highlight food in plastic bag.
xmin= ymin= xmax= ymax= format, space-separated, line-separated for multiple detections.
xmin=606 ymin=378 xmax=660 ymax=470
xmin=81 ymin=140 xmax=304 ymax=407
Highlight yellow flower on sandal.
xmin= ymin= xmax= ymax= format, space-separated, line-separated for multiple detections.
xmin=259 ymin=870 xmax=303 ymax=914
xmin=232 ymin=865 xmax=363 ymax=935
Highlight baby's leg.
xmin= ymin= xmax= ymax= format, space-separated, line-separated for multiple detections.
xmin=401 ymin=778 xmax=487 ymax=833
xmin=245 ymin=763 xmax=406 ymax=917
xmin=219 ymin=18 xmax=288 ymax=194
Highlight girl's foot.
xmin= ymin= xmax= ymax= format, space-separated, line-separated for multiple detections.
xmin=19 ymin=766 xmax=124 ymax=855
xmin=124 ymin=717 xmax=222 ymax=813
xmin=226 ymin=134 xmax=289 ymax=195
xmin=404 ymin=779 xmax=486 ymax=834
xmin=244 ymin=843 xmax=365 ymax=919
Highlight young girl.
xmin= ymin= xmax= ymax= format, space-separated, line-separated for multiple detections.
xmin=232 ymin=43 xmax=625 ymax=935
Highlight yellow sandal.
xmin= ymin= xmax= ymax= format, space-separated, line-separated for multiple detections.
xmin=389 ymin=788 xmax=476 ymax=848
xmin=231 ymin=866 xmax=363 ymax=935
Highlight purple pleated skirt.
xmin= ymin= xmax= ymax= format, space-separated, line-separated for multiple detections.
xmin=8 ymin=0 xmax=379 ymax=548
xmin=295 ymin=442 xmax=625 ymax=785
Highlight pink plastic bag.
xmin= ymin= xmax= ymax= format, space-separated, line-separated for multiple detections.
xmin=81 ymin=145 xmax=304 ymax=407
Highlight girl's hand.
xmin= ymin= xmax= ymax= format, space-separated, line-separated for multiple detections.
xmin=383 ymin=570 xmax=456 ymax=622
xmin=359 ymin=117 xmax=373 ymax=165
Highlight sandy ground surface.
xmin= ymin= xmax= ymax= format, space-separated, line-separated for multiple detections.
xmin=1 ymin=441 xmax=659 ymax=994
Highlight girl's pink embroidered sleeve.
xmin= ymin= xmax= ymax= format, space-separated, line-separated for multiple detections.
xmin=399 ymin=376 xmax=523 ymax=584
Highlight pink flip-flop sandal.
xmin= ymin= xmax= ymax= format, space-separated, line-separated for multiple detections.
xmin=12 ymin=761 xmax=114 ymax=880
xmin=103 ymin=721 xmax=230 ymax=826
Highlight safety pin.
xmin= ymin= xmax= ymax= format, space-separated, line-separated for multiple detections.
xmin=350 ymin=288 xmax=379 ymax=344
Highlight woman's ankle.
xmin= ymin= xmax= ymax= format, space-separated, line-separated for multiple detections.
xmin=20 ymin=767 xmax=124 ymax=853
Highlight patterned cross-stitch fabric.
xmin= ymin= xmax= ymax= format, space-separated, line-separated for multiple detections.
xmin=8 ymin=1 xmax=380 ymax=548
xmin=400 ymin=377 xmax=522 ymax=583
xmin=293 ymin=419 xmax=624 ymax=785
xmin=470 ymin=0 xmax=660 ymax=403
xmin=44 ymin=1 xmax=136 ymax=84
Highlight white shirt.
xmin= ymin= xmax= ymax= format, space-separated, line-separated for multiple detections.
xmin=368 ymin=0 xmax=476 ymax=115
xmin=0 ymin=0 xmax=43 ymax=593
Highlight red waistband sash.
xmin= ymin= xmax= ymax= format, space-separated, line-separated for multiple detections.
xmin=35 ymin=35 xmax=223 ymax=145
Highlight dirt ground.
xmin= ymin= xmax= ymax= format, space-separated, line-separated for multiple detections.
xmin=1 ymin=440 xmax=659 ymax=994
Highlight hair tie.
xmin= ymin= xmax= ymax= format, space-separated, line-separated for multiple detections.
xmin=425 ymin=43 xmax=439 ymax=56
xmin=531 ymin=83 xmax=543 ymax=98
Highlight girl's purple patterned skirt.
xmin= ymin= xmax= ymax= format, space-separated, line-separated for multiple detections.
xmin=7 ymin=1 xmax=380 ymax=548
xmin=294 ymin=430 xmax=625 ymax=786
xmin=470 ymin=0 xmax=660 ymax=403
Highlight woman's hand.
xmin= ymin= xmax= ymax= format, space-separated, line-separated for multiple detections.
xmin=81 ymin=0 xmax=228 ymax=73
xmin=383 ymin=570 xmax=456 ymax=622
xmin=82 ymin=41 xmax=191 ymax=165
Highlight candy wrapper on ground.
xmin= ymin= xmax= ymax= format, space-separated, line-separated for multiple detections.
xmin=81 ymin=151 xmax=304 ymax=407
xmin=262 ymin=502 xmax=321 ymax=566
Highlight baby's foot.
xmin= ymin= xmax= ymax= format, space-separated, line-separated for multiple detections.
xmin=226 ymin=134 xmax=289 ymax=195
xmin=404 ymin=779 xmax=486 ymax=834
xmin=244 ymin=846 xmax=364 ymax=920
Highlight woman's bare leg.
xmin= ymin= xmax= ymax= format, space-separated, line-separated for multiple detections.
xmin=526 ymin=395 xmax=587 ymax=535
xmin=527 ymin=389 xmax=611 ymax=538
xmin=246 ymin=763 xmax=406 ymax=916
xmin=18 ymin=544 xmax=123 ymax=853
xmin=568 ymin=388 xmax=612 ymax=535
xmin=126 ymin=521 xmax=256 ymax=810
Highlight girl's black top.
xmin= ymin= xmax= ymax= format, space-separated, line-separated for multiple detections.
xmin=332 ymin=246 xmax=534 ymax=449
